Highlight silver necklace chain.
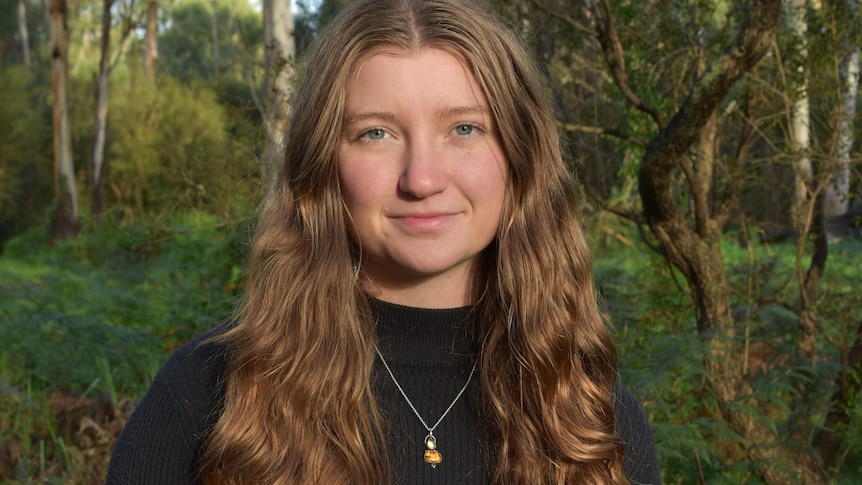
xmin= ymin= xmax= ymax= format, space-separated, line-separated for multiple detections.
xmin=375 ymin=345 xmax=478 ymax=467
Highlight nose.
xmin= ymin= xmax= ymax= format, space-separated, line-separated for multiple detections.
xmin=398 ymin=137 xmax=447 ymax=198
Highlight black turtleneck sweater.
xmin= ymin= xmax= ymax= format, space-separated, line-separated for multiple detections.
xmin=107 ymin=300 xmax=660 ymax=484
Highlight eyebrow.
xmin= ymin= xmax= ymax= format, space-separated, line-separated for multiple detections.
xmin=438 ymin=105 xmax=492 ymax=120
xmin=343 ymin=105 xmax=492 ymax=128
xmin=343 ymin=111 xmax=397 ymax=128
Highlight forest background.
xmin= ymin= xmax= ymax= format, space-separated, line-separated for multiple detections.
xmin=1 ymin=0 xmax=861 ymax=483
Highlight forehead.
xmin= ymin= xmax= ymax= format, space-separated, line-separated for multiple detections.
xmin=344 ymin=47 xmax=489 ymax=109
xmin=351 ymin=42 xmax=469 ymax=72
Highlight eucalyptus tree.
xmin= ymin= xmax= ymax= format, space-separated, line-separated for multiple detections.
xmin=262 ymin=0 xmax=294 ymax=165
xmin=144 ymin=0 xmax=158 ymax=77
xmin=91 ymin=0 xmax=113 ymax=225
xmin=51 ymin=0 xmax=77 ymax=240
xmin=91 ymin=0 xmax=139 ymax=224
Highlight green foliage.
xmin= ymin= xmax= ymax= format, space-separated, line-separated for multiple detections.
xmin=108 ymin=75 xmax=261 ymax=220
xmin=158 ymin=0 xmax=262 ymax=83
xmin=0 ymin=0 xmax=47 ymax=67
xmin=0 ymin=214 xmax=249 ymax=482
xmin=838 ymin=391 xmax=862 ymax=482
xmin=596 ymin=237 xmax=737 ymax=483
xmin=0 ymin=214 xmax=248 ymax=395
xmin=594 ymin=222 xmax=862 ymax=483
xmin=0 ymin=213 xmax=248 ymax=484
xmin=2 ymin=0 xmax=265 ymax=245
xmin=0 ymin=66 xmax=54 ymax=248
xmin=0 ymin=2 xmax=17 ymax=57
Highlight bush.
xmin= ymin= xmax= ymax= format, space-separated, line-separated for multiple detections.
xmin=108 ymin=75 xmax=261 ymax=221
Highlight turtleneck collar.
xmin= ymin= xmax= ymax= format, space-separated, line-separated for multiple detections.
xmin=371 ymin=298 xmax=477 ymax=369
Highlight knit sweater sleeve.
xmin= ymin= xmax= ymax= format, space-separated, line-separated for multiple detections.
xmin=614 ymin=384 xmax=661 ymax=485
xmin=106 ymin=330 xmax=228 ymax=485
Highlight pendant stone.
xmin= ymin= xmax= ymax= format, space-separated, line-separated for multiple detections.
xmin=423 ymin=435 xmax=442 ymax=467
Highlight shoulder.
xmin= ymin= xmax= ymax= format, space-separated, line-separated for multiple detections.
xmin=106 ymin=324 xmax=232 ymax=484
xmin=613 ymin=383 xmax=662 ymax=485
xmin=139 ymin=323 xmax=232 ymax=433
xmin=161 ymin=325 xmax=231 ymax=392
xmin=144 ymin=325 xmax=231 ymax=416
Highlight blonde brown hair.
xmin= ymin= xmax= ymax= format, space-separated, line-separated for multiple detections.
xmin=201 ymin=0 xmax=625 ymax=483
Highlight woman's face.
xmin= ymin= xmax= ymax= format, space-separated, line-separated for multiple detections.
xmin=339 ymin=47 xmax=507 ymax=308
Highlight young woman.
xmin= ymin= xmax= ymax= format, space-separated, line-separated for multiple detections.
xmin=107 ymin=0 xmax=660 ymax=483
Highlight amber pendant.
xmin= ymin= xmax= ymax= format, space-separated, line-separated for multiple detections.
xmin=423 ymin=434 xmax=442 ymax=467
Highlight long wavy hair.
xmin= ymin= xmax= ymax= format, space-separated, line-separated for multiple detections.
xmin=200 ymin=0 xmax=625 ymax=483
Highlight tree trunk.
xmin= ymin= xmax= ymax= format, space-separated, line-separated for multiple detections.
xmin=263 ymin=0 xmax=294 ymax=164
xmin=638 ymin=1 xmax=826 ymax=482
xmin=17 ymin=0 xmax=32 ymax=66
xmin=824 ymin=1 xmax=858 ymax=219
xmin=786 ymin=0 xmax=814 ymax=227
xmin=92 ymin=0 xmax=112 ymax=225
xmin=50 ymin=0 xmax=77 ymax=241
xmin=144 ymin=0 xmax=158 ymax=77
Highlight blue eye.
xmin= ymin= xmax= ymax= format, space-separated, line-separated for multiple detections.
xmin=454 ymin=124 xmax=477 ymax=136
xmin=364 ymin=128 xmax=387 ymax=140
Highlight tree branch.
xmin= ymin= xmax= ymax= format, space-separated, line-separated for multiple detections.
xmin=527 ymin=0 xmax=592 ymax=36
xmin=560 ymin=122 xmax=648 ymax=148
xmin=587 ymin=0 xmax=665 ymax=128
xmin=639 ymin=0 xmax=780 ymax=240
xmin=109 ymin=0 xmax=139 ymax=72
xmin=578 ymin=177 xmax=644 ymax=225
xmin=715 ymin=84 xmax=756 ymax=227
xmin=531 ymin=0 xmax=664 ymax=128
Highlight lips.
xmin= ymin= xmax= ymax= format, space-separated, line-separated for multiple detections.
xmin=392 ymin=213 xmax=458 ymax=231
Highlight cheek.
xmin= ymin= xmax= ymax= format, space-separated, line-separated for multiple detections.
xmin=338 ymin=150 xmax=388 ymax=208
xmin=338 ymin=165 xmax=384 ymax=248
xmin=486 ymin=157 xmax=509 ymax=234
xmin=338 ymin=156 xmax=366 ymax=211
xmin=338 ymin=159 xmax=362 ymax=235
xmin=460 ymin=155 xmax=507 ymax=239
xmin=340 ymin=177 xmax=376 ymax=219
xmin=480 ymin=154 xmax=508 ymax=214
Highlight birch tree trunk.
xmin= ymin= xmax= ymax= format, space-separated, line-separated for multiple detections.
xmin=17 ymin=0 xmax=32 ymax=66
xmin=50 ymin=0 xmax=77 ymax=240
xmin=144 ymin=0 xmax=158 ymax=77
xmin=783 ymin=0 xmax=825 ymax=362
xmin=824 ymin=0 xmax=859 ymax=218
xmin=263 ymin=0 xmax=294 ymax=164
xmin=92 ymin=0 xmax=112 ymax=225
xmin=786 ymin=0 xmax=814 ymax=228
